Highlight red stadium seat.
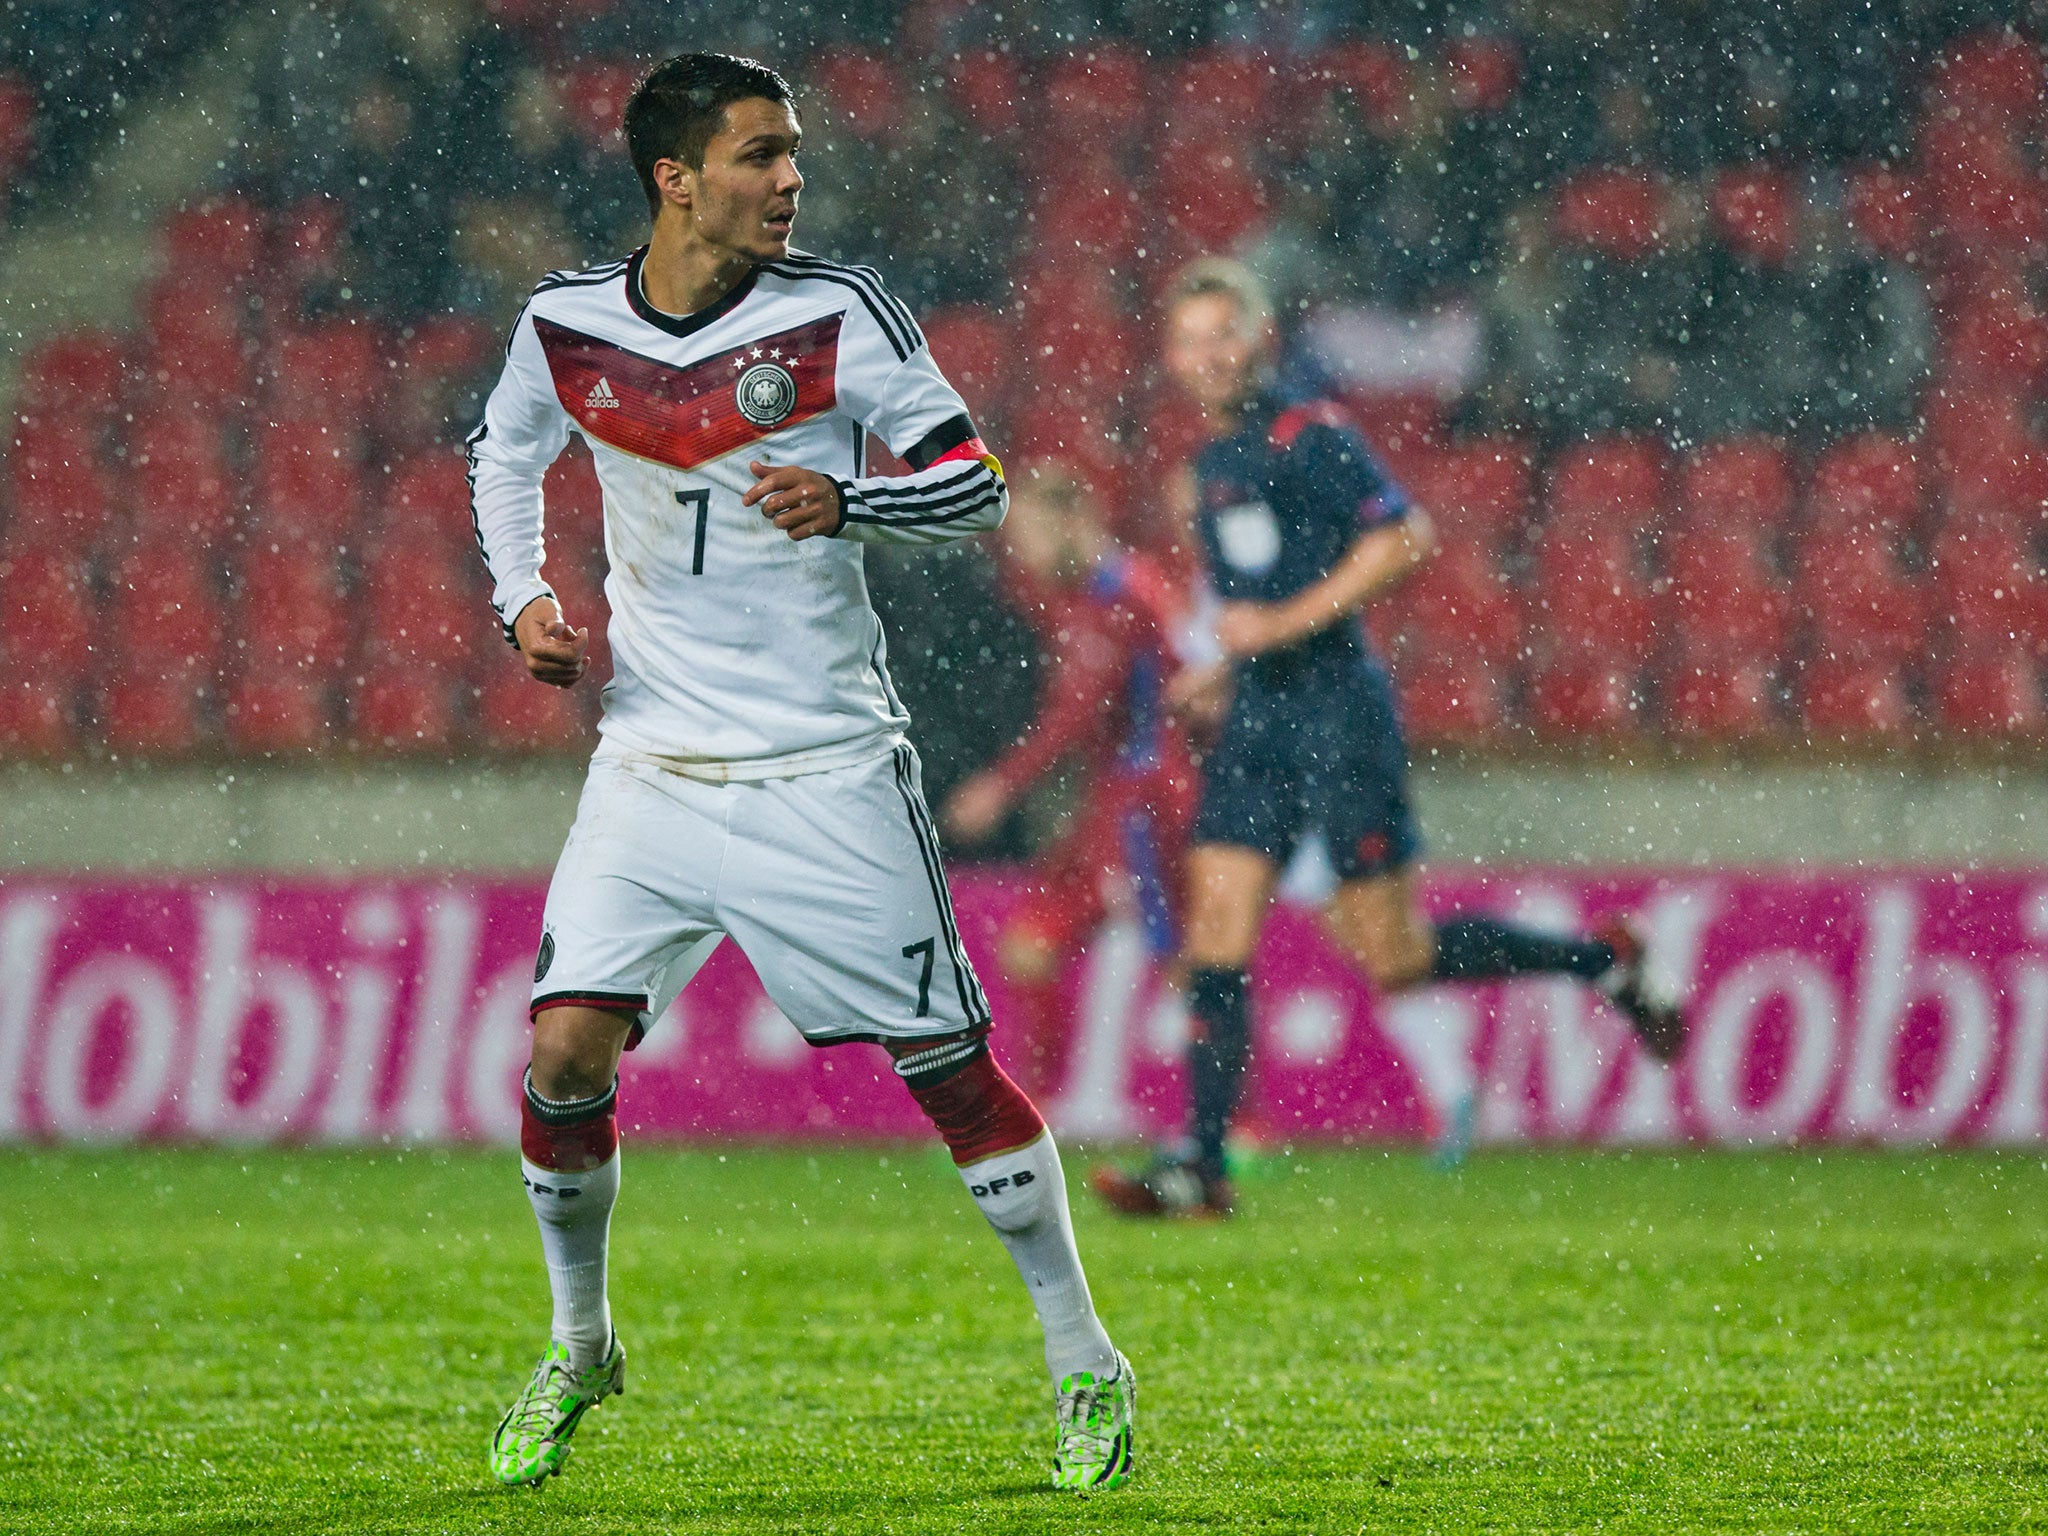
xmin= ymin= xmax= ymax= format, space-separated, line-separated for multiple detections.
xmin=1664 ymin=657 xmax=1778 ymax=741
xmin=1935 ymin=640 xmax=2043 ymax=736
xmin=1445 ymin=36 xmax=1521 ymax=116
xmin=1930 ymin=159 xmax=2046 ymax=259
xmin=1552 ymin=170 xmax=1665 ymax=262
xmin=254 ymin=420 xmax=362 ymax=544
xmin=17 ymin=331 xmax=126 ymax=421
xmin=239 ymin=546 xmax=348 ymax=676
xmin=1925 ymin=29 xmax=2045 ymax=132
xmin=1311 ymin=42 xmax=1412 ymax=131
xmin=160 ymin=198 xmax=263 ymax=289
xmin=1033 ymin=161 xmax=1143 ymax=266
xmin=1041 ymin=48 xmax=1153 ymax=144
xmin=1796 ymin=522 xmax=1926 ymax=664
xmin=1526 ymin=653 xmax=1640 ymax=738
xmin=6 ymin=415 xmax=113 ymax=552
xmin=1711 ymin=166 xmax=1795 ymax=267
xmin=1392 ymin=542 xmax=1522 ymax=663
xmin=1529 ymin=519 xmax=1656 ymax=657
xmin=1664 ymin=524 xmax=1789 ymax=664
xmin=265 ymin=197 xmax=348 ymax=312
xmin=0 ymin=72 xmax=34 ymax=186
xmin=105 ymin=543 xmax=224 ymax=684
xmin=98 ymin=673 xmax=204 ymax=757
xmin=1401 ymin=440 xmax=1535 ymax=551
xmin=357 ymin=536 xmax=483 ymax=675
xmin=1396 ymin=654 xmax=1510 ymax=746
xmin=1799 ymin=657 xmax=1914 ymax=740
xmin=945 ymin=51 xmax=1023 ymax=138
xmin=222 ymin=665 xmax=329 ymax=754
xmin=476 ymin=668 xmax=590 ymax=753
xmin=139 ymin=278 xmax=248 ymax=412
xmin=1162 ymin=47 xmax=1273 ymax=143
xmin=554 ymin=60 xmax=640 ymax=147
xmin=1546 ymin=435 xmax=1667 ymax=529
xmin=1807 ymin=433 xmax=1920 ymax=535
xmin=811 ymin=48 xmax=906 ymax=142
xmin=1842 ymin=164 xmax=1925 ymax=260
xmin=269 ymin=319 xmax=383 ymax=422
xmin=127 ymin=409 xmax=236 ymax=545
xmin=0 ymin=679 xmax=73 ymax=757
xmin=1154 ymin=143 xmax=1269 ymax=252
xmin=378 ymin=455 xmax=472 ymax=532
xmin=921 ymin=305 xmax=1015 ymax=428
xmin=1343 ymin=392 xmax=1446 ymax=477
xmin=349 ymin=656 xmax=460 ymax=753
xmin=1927 ymin=509 xmax=2048 ymax=649
xmin=1945 ymin=283 xmax=2048 ymax=391
xmin=0 ymin=548 xmax=94 ymax=686
xmin=1676 ymin=437 xmax=1795 ymax=535
xmin=385 ymin=315 xmax=496 ymax=446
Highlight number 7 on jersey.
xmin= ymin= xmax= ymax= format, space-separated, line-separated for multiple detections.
xmin=676 ymin=488 xmax=709 ymax=575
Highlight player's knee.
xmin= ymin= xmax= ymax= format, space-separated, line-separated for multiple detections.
xmin=1341 ymin=926 xmax=1434 ymax=993
xmin=530 ymin=1007 xmax=633 ymax=1101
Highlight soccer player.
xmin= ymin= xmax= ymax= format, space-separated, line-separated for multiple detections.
xmin=939 ymin=465 xmax=1198 ymax=1095
xmin=1091 ymin=259 xmax=1687 ymax=1219
xmin=464 ymin=55 xmax=1132 ymax=1491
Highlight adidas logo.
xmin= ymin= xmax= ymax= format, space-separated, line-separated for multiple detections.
xmin=585 ymin=377 xmax=621 ymax=410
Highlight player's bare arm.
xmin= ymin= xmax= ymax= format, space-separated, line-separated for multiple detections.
xmin=742 ymin=460 xmax=842 ymax=539
xmin=1215 ymin=509 xmax=1437 ymax=659
xmin=513 ymin=595 xmax=590 ymax=687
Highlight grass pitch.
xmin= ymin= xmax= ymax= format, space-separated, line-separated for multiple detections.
xmin=2 ymin=1144 xmax=2043 ymax=1533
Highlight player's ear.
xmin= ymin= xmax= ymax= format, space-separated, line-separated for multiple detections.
xmin=652 ymin=155 xmax=694 ymax=213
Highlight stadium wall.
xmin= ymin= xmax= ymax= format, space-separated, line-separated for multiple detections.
xmin=2 ymin=863 xmax=2041 ymax=1150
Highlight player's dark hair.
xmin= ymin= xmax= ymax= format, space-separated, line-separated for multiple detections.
xmin=624 ymin=53 xmax=796 ymax=219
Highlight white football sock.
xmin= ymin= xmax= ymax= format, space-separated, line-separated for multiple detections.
xmin=522 ymin=1152 xmax=619 ymax=1372
xmin=959 ymin=1131 xmax=1119 ymax=1386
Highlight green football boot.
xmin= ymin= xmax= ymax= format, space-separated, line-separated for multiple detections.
xmin=1051 ymin=1350 xmax=1135 ymax=1491
xmin=489 ymin=1335 xmax=626 ymax=1487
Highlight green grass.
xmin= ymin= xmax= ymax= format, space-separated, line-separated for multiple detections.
xmin=2 ymin=1145 xmax=2044 ymax=1533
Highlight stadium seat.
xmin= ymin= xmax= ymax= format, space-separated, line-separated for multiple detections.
xmin=1664 ymin=657 xmax=1778 ymax=740
xmin=0 ymin=72 xmax=34 ymax=191
xmin=1526 ymin=653 xmax=1641 ymax=738
xmin=239 ymin=545 xmax=348 ymax=677
xmin=1032 ymin=160 xmax=1143 ymax=266
xmin=348 ymin=656 xmax=459 ymax=753
xmin=6 ymin=415 xmax=113 ymax=552
xmin=1546 ymin=435 xmax=1667 ymax=530
xmin=1041 ymin=47 xmax=1153 ymax=144
xmin=357 ymin=536 xmax=484 ymax=676
xmin=385 ymin=315 xmax=495 ymax=445
xmin=0 ymin=678 xmax=73 ymax=756
xmin=0 ymin=548 xmax=94 ymax=686
xmin=268 ymin=319 xmax=383 ymax=423
xmin=1935 ymin=640 xmax=2043 ymax=736
xmin=1162 ymin=47 xmax=1273 ymax=143
xmin=1445 ymin=35 xmax=1521 ymax=115
xmin=377 ymin=455 xmax=473 ymax=535
xmin=1841 ymin=164 xmax=1925 ymax=260
xmin=921 ymin=305 xmax=1015 ymax=428
xmin=127 ymin=409 xmax=236 ymax=545
xmin=1806 ymin=433 xmax=1920 ymax=535
xmin=1944 ymin=283 xmax=2048 ymax=391
xmin=554 ymin=59 xmax=641 ymax=147
xmin=1154 ymin=142 xmax=1269 ymax=252
xmin=97 ymin=672 xmax=205 ymax=757
xmin=1799 ymin=656 xmax=1914 ymax=740
xmin=1676 ymin=436 xmax=1795 ymax=535
xmin=160 ymin=198 xmax=263 ymax=290
xmin=1311 ymin=41 xmax=1411 ymax=131
xmin=1926 ymin=509 xmax=2048 ymax=649
xmin=1925 ymin=29 xmax=2045 ymax=133
xmin=1392 ymin=541 xmax=1522 ymax=664
xmin=1529 ymin=519 xmax=1656 ymax=657
xmin=1711 ymin=166 xmax=1795 ymax=267
xmin=254 ymin=420 xmax=362 ymax=545
xmin=1396 ymin=653 xmax=1510 ymax=746
xmin=105 ymin=543 xmax=224 ymax=685
xmin=265 ymin=196 xmax=348 ymax=313
xmin=139 ymin=278 xmax=248 ymax=412
xmin=811 ymin=48 xmax=906 ymax=142
xmin=1401 ymin=440 xmax=1534 ymax=552
xmin=1797 ymin=523 xmax=1926 ymax=664
xmin=16 ymin=331 xmax=126 ymax=422
xmin=1552 ymin=170 xmax=1665 ymax=262
xmin=945 ymin=50 xmax=1024 ymax=138
xmin=476 ymin=668 xmax=589 ymax=752
xmin=1664 ymin=523 xmax=1789 ymax=663
xmin=1343 ymin=392 xmax=1446 ymax=477
xmin=222 ymin=664 xmax=330 ymax=754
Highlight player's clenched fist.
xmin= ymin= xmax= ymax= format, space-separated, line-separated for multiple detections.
xmin=743 ymin=460 xmax=842 ymax=540
xmin=513 ymin=595 xmax=590 ymax=687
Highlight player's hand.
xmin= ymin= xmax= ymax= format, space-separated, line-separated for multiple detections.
xmin=941 ymin=770 xmax=1011 ymax=843
xmin=1215 ymin=600 xmax=1299 ymax=658
xmin=513 ymin=595 xmax=589 ymax=687
xmin=1167 ymin=660 xmax=1234 ymax=737
xmin=743 ymin=461 xmax=842 ymax=540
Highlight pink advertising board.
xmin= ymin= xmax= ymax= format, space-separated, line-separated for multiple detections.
xmin=0 ymin=868 xmax=2042 ymax=1146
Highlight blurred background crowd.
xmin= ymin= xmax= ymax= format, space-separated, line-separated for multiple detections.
xmin=2 ymin=0 xmax=2046 ymax=838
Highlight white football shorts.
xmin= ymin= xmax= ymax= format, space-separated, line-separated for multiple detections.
xmin=530 ymin=738 xmax=992 ymax=1046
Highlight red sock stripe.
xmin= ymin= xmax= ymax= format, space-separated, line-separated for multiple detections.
xmin=520 ymin=1094 xmax=619 ymax=1172
xmin=904 ymin=1050 xmax=1045 ymax=1166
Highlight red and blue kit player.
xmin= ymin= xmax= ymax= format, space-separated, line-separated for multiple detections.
xmin=1092 ymin=259 xmax=1688 ymax=1218
xmin=940 ymin=467 xmax=1198 ymax=1095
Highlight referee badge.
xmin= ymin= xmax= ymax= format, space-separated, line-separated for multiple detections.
xmin=735 ymin=361 xmax=798 ymax=427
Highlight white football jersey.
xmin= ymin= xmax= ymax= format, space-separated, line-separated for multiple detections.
xmin=465 ymin=246 xmax=1006 ymax=780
